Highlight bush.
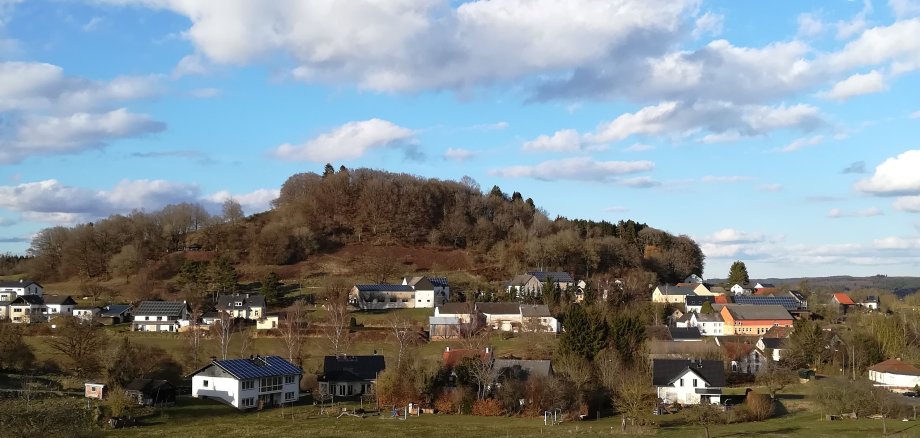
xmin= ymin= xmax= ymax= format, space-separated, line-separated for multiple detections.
xmin=472 ymin=398 xmax=504 ymax=416
xmin=434 ymin=391 xmax=456 ymax=414
xmin=744 ymin=392 xmax=775 ymax=421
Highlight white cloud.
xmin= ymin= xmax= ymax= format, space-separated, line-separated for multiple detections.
xmin=893 ymin=195 xmax=920 ymax=212
xmin=489 ymin=157 xmax=654 ymax=182
xmin=623 ymin=143 xmax=654 ymax=152
xmin=757 ymin=183 xmax=784 ymax=192
xmin=855 ymin=150 xmax=920 ymax=195
xmin=819 ymin=70 xmax=887 ymax=100
xmin=827 ymin=207 xmax=883 ymax=218
xmin=705 ymin=228 xmax=765 ymax=244
xmin=873 ymin=236 xmax=920 ymax=249
xmin=618 ymin=176 xmax=661 ymax=188
xmin=522 ymin=129 xmax=582 ymax=152
xmin=824 ymin=19 xmax=920 ymax=73
xmin=910 ymin=110 xmax=920 ymax=119
xmin=777 ymin=135 xmax=825 ymax=153
xmin=603 ymin=206 xmax=629 ymax=213
xmin=692 ymin=12 xmax=724 ymax=39
xmin=890 ymin=0 xmax=920 ymax=18
xmin=0 ymin=109 xmax=166 ymax=164
xmin=82 ymin=16 xmax=103 ymax=32
xmin=797 ymin=13 xmax=825 ymax=37
xmin=272 ymin=119 xmax=415 ymax=162
xmin=443 ymin=147 xmax=475 ymax=162
xmin=173 ymin=54 xmax=209 ymax=77
xmin=204 ymin=188 xmax=280 ymax=215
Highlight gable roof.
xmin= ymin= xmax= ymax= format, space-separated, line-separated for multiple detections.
xmin=321 ymin=355 xmax=386 ymax=382
xmin=100 ymin=304 xmax=132 ymax=317
xmin=427 ymin=277 xmax=449 ymax=288
xmin=407 ymin=277 xmax=435 ymax=290
xmin=685 ymin=295 xmax=716 ymax=306
xmin=442 ymin=348 xmax=491 ymax=368
xmin=134 ymin=301 xmax=188 ymax=317
xmin=354 ymin=284 xmax=415 ymax=293
xmin=508 ymin=274 xmax=537 ymax=287
xmin=759 ymin=337 xmax=786 ymax=349
xmin=694 ymin=312 xmax=724 ymax=323
xmin=732 ymin=295 xmax=800 ymax=311
xmin=520 ymin=304 xmax=551 ymax=317
xmin=656 ymin=285 xmax=696 ymax=296
xmin=216 ymin=293 xmax=266 ymax=310
xmin=668 ymin=327 xmax=702 ymax=340
xmin=714 ymin=295 xmax=730 ymax=304
xmin=869 ymin=358 xmax=920 ymax=376
xmin=193 ymin=355 xmax=302 ymax=380
xmin=528 ymin=271 xmax=574 ymax=283
xmin=762 ymin=326 xmax=793 ymax=339
xmin=721 ymin=341 xmax=758 ymax=361
xmin=0 ymin=280 xmax=40 ymax=288
xmin=493 ymin=359 xmax=553 ymax=378
xmin=833 ymin=292 xmax=855 ymax=305
xmin=10 ymin=295 xmax=43 ymax=305
xmin=477 ymin=302 xmax=521 ymax=315
xmin=652 ymin=359 xmax=726 ymax=387
xmin=755 ymin=283 xmax=776 ymax=289
xmin=722 ymin=304 xmax=793 ymax=321
xmin=788 ymin=290 xmax=807 ymax=302
xmin=436 ymin=302 xmax=475 ymax=315
xmin=42 ymin=295 xmax=76 ymax=305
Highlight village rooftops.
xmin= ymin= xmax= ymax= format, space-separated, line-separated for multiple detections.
xmin=685 ymin=296 xmax=717 ymax=306
xmin=10 ymin=295 xmax=43 ymax=305
xmin=528 ymin=271 xmax=574 ymax=283
xmin=476 ymin=302 xmax=523 ymax=315
xmin=192 ymin=355 xmax=302 ymax=380
xmin=652 ymin=359 xmax=726 ymax=387
xmin=320 ymin=355 xmax=385 ymax=382
xmin=762 ymin=326 xmax=793 ymax=338
xmin=354 ymin=284 xmax=415 ymax=292
xmin=833 ymin=292 xmax=856 ymax=305
xmin=435 ymin=302 xmax=475 ymax=315
xmin=668 ymin=327 xmax=702 ymax=341
xmin=42 ymin=295 xmax=76 ymax=305
xmin=869 ymin=358 xmax=920 ymax=376
xmin=657 ymin=285 xmax=697 ymax=296
xmin=732 ymin=295 xmax=801 ymax=311
xmin=520 ymin=304 xmax=552 ymax=317
xmin=494 ymin=359 xmax=553 ymax=378
xmin=216 ymin=293 xmax=266 ymax=310
xmin=0 ymin=280 xmax=41 ymax=288
xmin=100 ymin=304 xmax=132 ymax=317
xmin=134 ymin=301 xmax=188 ymax=317
xmin=722 ymin=304 xmax=793 ymax=320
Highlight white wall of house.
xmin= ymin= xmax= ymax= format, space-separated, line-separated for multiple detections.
xmin=45 ymin=304 xmax=74 ymax=316
xmin=257 ymin=315 xmax=280 ymax=330
xmin=484 ymin=313 xmax=523 ymax=331
xmin=414 ymin=289 xmax=435 ymax=308
xmin=193 ymin=375 xmax=241 ymax=407
xmin=9 ymin=304 xmax=45 ymax=323
xmin=869 ymin=371 xmax=920 ymax=388
xmin=319 ymin=381 xmax=375 ymax=397
xmin=656 ymin=369 xmax=720 ymax=405
xmin=73 ymin=308 xmax=99 ymax=321
xmin=0 ymin=283 xmax=43 ymax=299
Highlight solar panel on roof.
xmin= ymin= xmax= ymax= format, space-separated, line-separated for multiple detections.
xmin=733 ymin=296 xmax=799 ymax=310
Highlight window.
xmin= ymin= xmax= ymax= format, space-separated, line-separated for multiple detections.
xmin=260 ymin=376 xmax=283 ymax=392
xmin=285 ymin=392 xmax=295 ymax=401
xmin=235 ymin=301 xmax=243 ymax=306
xmin=203 ymin=380 xmax=209 ymax=387
xmin=242 ymin=380 xmax=254 ymax=390
xmin=285 ymin=375 xmax=295 ymax=384
xmin=679 ymin=378 xmax=684 ymax=387
xmin=242 ymin=397 xmax=255 ymax=408
xmin=693 ymin=379 xmax=698 ymax=387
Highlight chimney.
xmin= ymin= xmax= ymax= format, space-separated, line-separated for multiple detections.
xmin=210 ymin=356 xmax=217 ymax=362
xmin=19 ymin=279 xmax=23 ymax=283
xmin=485 ymin=346 xmax=491 ymax=354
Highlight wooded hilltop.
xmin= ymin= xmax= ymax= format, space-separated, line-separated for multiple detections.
xmin=3 ymin=165 xmax=704 ymax=297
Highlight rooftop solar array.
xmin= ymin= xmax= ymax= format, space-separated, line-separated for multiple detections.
xmin=732 ymin=295 xmax=801 ymax=311
xmin=428 ymin=277 xmax=449 ymax=287
xmin=134 ymin=301 xmax=187 ymax=316
xmin=355 ymin=284 xmax=415 ymax=292
xmin=215 ymin=356 xmax=302 ymax=380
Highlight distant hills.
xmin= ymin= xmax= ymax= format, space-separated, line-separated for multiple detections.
xmin=708 ymin=275 xmax=920 ymax=297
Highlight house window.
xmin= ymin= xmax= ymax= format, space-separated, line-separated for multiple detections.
xmin=203 ymin=380 xmax=209 ymax=387
xmin=693 ymin=379 xmax=698 ymax=387
xmin=285 ymin=392 xmax=295 ymax=401
xmin=242 ymin=380 xmax=254 ymax=390
xmin=260 ymin=376 xmax=283 ymax=392
xmin=242 ymin=397 xmax=255 ymax=407
xmin=339 ymin=384 xmax=346 ymax=396
xmin=285 ymin=375 xmax=295 ymax=384
xmin=679 ymin=378 xmax=684 ymax=387
xmin=235 ymin=301 xmax=243 ymax=306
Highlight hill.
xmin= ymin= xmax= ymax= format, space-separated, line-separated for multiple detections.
xmin=709 ymin=275 xmax=920 ymax=297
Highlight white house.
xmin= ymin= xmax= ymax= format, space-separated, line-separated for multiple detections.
xmin=72 ymin=306 xmax=101 ymax=322
xmin=684 ymin=274 xmax=704 ymax=284
xmin=652 ymin=285 xmax=696 ymax=304
xmin=859 ymin=295 xmax=880 ymax=311
xmin=477 ymin=302 xmax=525 ymax=332
xmin=675 ymin=312 xmax=724 ymax=337
xmin=403 ymin=276 xmax=450 ymax=307
xmin=520 ymin=304 xmax=560 ymax=333
xmin=720 ymin=341 xmax=766 ymax=374
xmin=653 ymin=359 xmax=724 ymax=405
xmin=216 ymin=293 xmax=266 ymax=320
xmin=43 ymin=295 xmax=76 ymax=317
xmin=868 ymin=358 xmax=920 ymax=390
xmin=730 ymin=284 xmax=753 ymax=296
xmin=318 ymin=355 xmax=386 ymax=398
xmin=350 ymin=284 xmax=416 ymax=310
xmin=257 ymin=313 xmax=282 ymax=330
xmin=8 ymin=295 xmax=46 ymax=324
xmin=0 ymin=280 xmax=43 ymax=301
xmin=131 ymin=301 xmax=191 ymax=332
xmin=190 ymin=355 xmax=302 ymax=410
xmin=684 ymin=296 xmax=717 ymax=313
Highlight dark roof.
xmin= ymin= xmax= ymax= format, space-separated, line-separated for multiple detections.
xmin=100 ymin=304 xmax=132 ymax=317
xmin=756 ymin=283 xmax=776 ymax=288
xmin=760 ymin=338 xmax=785 ymax=349
xmin=10 ymin=295 xmax=43 ymax=305
xmin=43 ymin=295 xmax=76 ymax=305
xmin=508 ymin=274 xmax=536 ymax=287
xmin=408 ymin=277 xmax=435 ymax=290
xmin=354 ymin=284 xmax=415 ymax=292
xmin=0 ymin=280 xmax=40 ymax=288
xmin=520 ymin=304 xmax=551 ymax=317
xmin=216 ymin=293 xmax=266 ymax=310
xmin=477 ymin=302 xmax=521 ymax=315
xmin=195 ymin=355 xmax=302 ymax=380
xmin=134 ymin=301 xmax=188 ymax=317
xmin=125 ymin=378 xmax=173 ymax=393
xmin=788 ymin=290 xmax=807 ymax=302
xmin=864 ymin=295 xmax=880 ymax=303
xmin=528 ymin=271 xmax=574 ymax=283
xmin=668 ymin=327 xmax=702 ymax=340
xmin=652 ymin=359 xmax=726 ymax=387
xmin=437 ymin=302 xmax=475 ymax=315
xmin=656 ymin=285 xmax=696 ymax=296
xmin=722 ymin=342 xmax=758 ymax=361
xmin=722 ymin=304 xmax=793 ymax=320
xmin=493 ymin=359 xmax=553 ymax=378
xmin=428 ymin=277 xmax=449 ymax=288
xmin=0 ymin=300 xmax=10 ymax=306
xmin=732 ymin=295 xmax=800 ymax=311
xmin=321 ymin=355 xmax=386 ymax=382
xmin=685 ymin=296 xmax=716 ymax=306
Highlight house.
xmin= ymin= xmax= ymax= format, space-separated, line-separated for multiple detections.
xmin=788 ymin=290 xmax=808 ymax=309
xmin=0 ymin=279 xmax=43 ymax=301
xmin=43 ymin=295 xmax=76 ymax=317
xmin=257 ymin=313 xmax=282 ymax=330
xmin=99 ymin=304 xmax=133 ymax=325
xmin=478 ymin=302 xmax=525 ymax=332
xmin=190 ymin=355 xmax=302 ymax=409
xmin=709 ymin=286 xmax=729 ymax=296
xmin=685 ymin=296 xmax=717 ymax=313
xmin=719 ymin=304 xmax=794 ymax=335
xmin=429 ymin=316 xmax=462 ymax=340
xmin=403 ymin=276 xmax=450 ymax=306
xmin=72 ymin=306 xmax=101 ymax=322
xmin=684 ymin=274 xmax=704 ymax=284
xmin=9 ymin=295 xmax=46 ymax=324
xmin=506 ymin=274 xmax=542 ymax=298
xmin=0 ymin=301 xmax=8 ymax=320
xmin=756 ymin=326 xmax=793 ymax=362
xmin=131 ymin=301 xmax=191 ymax=332
xmin=350 ymin=284 xmax=416 ymax=310
xmin=520 ymin=304 xmax=560 ymax=333
xmin=217 ymin=293 xmax=266 ymax=320
xmin=832 ymin=292 xmax=856 ymax=313
xmin=675 ymin=312 xmax=724 ymax=336
xmin=721 ymin=341 xmax=766 ymax=374
xmin=442 ymin=346 xmax=492 ymax=368
xmin=653 ymin=359 xmax=725 ymax=405
xmin=430 ymin=302 xmax=479 ymax=339
xmin=652 ymin=285 xmax=697 ymax=304
xmin=732 ymin=295 xmax=802 ymax=311
xmin=529 ymin=271 xmax=575 ymax=291
xmin=668 ymin=327 xmax=703 ymax=342
xmin=753 ymin=283 xmax=777 ymax=295
xmin=859 ymin=295 xmax=880 ymax=311
xmin=868 ymin=358 xmax=920 ymax=389
xmin=201 ymin=311 xmax=223 ymax=326
xmin=434 ymin=302 xmax=477 ymax=322
xmin=85 ymin=382 xmax=107 ymax=400
xmin=318 ymin=355 xmax=385 ymax=398
xmin=125 ymin=378 xmax=176 ymax=406
xmin=493 ymin=359 xmax=553 ymax=379
xmin=729 ymin=284 xmax=753 ymax=296
xmin=648 ymin=340 xmax=722 ymax=361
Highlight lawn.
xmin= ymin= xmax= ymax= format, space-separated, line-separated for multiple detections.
xmin=103 ymin=397 xmax=920 ymax=438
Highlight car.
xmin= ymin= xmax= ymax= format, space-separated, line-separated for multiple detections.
xmin=902 ymin=391 xmax=919 ymax=398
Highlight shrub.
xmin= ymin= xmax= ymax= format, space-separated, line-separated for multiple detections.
xmin=472 ymin=398 xmax=504 ymax=416
xmin=434 ymin=391 xmax=455 ymax=414
xmin=744 ymin=392 xmax=775 ymax=421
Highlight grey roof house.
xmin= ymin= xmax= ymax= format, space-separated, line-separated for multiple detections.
xmin=132 ymin=301 xmax=190 ymax=332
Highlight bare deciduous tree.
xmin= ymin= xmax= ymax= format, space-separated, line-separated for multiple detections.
xmin=185 ymin=303 xmax=206 ymax=367
xmin=238 ymin=323 xmax=253 ymax=358
xmin=212 ymin=311 xmax=235 ymax=360
xmin=322 ymin=280 xmax=351 ymax=355
xmin=280 ymin=299 xmax=309 ymax=365
xmin=46 ymin=316 xmax=108 ymax=375
xmin=387 ymin=315 xmax=415 ymax=368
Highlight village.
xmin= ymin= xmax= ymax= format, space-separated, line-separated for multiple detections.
xmin=2 ymin=266 xmax=919 ymax=437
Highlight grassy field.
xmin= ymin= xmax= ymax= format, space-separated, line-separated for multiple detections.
xmin=102 ymin=396 xmax=920 ymax=438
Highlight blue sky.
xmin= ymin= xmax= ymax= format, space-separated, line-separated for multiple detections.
xmin=1 ymin=0 xmax=920 ymax=278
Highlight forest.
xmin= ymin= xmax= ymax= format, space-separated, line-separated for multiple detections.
xmin=4 ymin=165 xmax=705 ymax=292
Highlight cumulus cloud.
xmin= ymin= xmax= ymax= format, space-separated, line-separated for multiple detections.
xmin=272 ymin=119 xmax=415 ymax=162
xmin=705 ymin=228 xmax=765 ymax=244
xmin=443 ymin=147 xmax=475 ymax=162
xmin=835 ymin=0 xmax=873 ymax=40
xmin=842 ymin=161 xmax=867 ymax=174
xmin=819 ymin=70 xmax=887 ymax=100
xmin=618 ymin=176 xmax=661 ymax=188
xmin=797 ymin=13 xmax=826 ymax=37
xmin=893 ymin=196 xmax=920 ymax=212
xmin=855 ymin=150 xmax=920 ymax=196
xmin=522 ymin=129 xmax=582 ymax=152
xmin=489 ymin=157 xmax=654 ymax=182
xmin=692 ymin=12 xmax=724 ymax=39
xmin=827 ymin=207 xmax=883 ymax=218
xmin=623 ymin=143 xmax=654 ymax=152
xmin=0 ymin=179 xmax=278 ymax=225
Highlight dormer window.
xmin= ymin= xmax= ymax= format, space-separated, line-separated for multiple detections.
xmin=235 ymin=301 xmax=243 ymax=307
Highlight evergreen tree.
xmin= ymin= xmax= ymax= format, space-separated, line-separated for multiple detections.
xmin=261 ymin=271 xmax=281 ymax=305
xmin=105 ymin=337 xmax=135 ymax=386
xmin=208 ymin=257 xmax=238 ymax=299
xmin=609 ymin=313 xmax=646 ymax=364
xmin=559 ymin=305 xmax=607 ymax=360
xmin=700 ymin=301 xmax=715 ymax=314
xmin=727 ymin=260 xmax=750 ymax=285
xmin=322 ymin=163 xmax=335 ymax=178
